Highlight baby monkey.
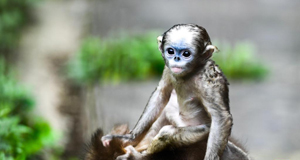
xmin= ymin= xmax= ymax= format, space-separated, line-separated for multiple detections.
xmin=101 ymin=24 xmax=249 ymax=160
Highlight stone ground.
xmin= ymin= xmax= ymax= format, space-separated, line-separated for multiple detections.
xmin=16 ymin=0 xmax=300 ymax=160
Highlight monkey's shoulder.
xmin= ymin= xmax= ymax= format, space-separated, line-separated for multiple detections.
xmin=201 ymin=60 xmax=229 ymax=86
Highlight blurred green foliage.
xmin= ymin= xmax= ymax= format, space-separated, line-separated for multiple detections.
xmin=69 ymin=33 xmax=268 ymax=85
xmin=0 ymin=0 xmax=37 ymax=53
xmin=68 ymin=33 xmax=165 ymax=84
xmin=0 ymin=0 xmax=63 ymax=159
xmin=0 ymin=58 xmax=58 ymax=160
xmin=212 ymin=41 xmax=268 ymax=80
xmin=0 ymin=0 xmax=57 ymax=158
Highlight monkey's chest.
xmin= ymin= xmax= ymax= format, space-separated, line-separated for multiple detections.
xmin=176 ymin=96 xmax=210 ymax=125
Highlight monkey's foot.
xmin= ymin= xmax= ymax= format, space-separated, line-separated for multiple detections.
xmin=147 ymin=125 xmax=176 ymax=153
xmin=146 ymin=132 xmax=175 ymax=154
xmin=147 ymin=136 xmax=169 ymax=153
xmin=116 ymin=145 xmax=143 ymax=160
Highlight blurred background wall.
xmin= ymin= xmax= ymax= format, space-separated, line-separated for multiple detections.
xmin=1 ymin=0 xmax=299 ymax=159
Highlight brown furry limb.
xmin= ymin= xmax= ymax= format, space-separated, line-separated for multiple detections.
xmin=84 ymin=128 xmax=207 ymax=160
xmin=84 ymin=125 xmax=250 ymax=160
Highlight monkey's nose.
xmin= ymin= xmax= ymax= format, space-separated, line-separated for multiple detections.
xmin=174 ymin=57 xmax=180 ymax=61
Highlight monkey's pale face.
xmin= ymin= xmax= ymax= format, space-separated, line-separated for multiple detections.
xmin=159 ymin=24 xmax=216 ymax=76
xmin=163 ymin=30 xmax=197 ymax=76
xmin=163 ymin=42 xmax=196 ymax=75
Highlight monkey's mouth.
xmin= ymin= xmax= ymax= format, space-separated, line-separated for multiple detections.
xmin=171 ymin=67 xmax=184 ymax=74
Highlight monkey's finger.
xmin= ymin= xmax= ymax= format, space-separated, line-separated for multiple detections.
xmin=102 ymin=140 xmax=110 ymax=147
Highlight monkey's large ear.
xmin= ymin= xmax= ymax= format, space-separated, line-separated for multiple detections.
xmin=157 ymin=36 xmax=163 ymax=53
xmin=202 ymin=45 xmax=219 ymax=60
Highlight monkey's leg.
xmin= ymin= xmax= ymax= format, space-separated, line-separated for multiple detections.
xmin=134 ymin=107 xmax=171 ymax=152
xmin=116 ymin=113 xmax=170 ymax=160
xmin=147 ymin=124 xmax=210 ymax=154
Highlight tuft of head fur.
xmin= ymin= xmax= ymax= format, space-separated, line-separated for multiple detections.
xmin=160 ymin=24 xmax=212 ymax=54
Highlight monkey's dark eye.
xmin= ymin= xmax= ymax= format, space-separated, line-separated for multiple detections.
xmin=182 ymin=51 xmax=191 ymax=57
xmin=167 ymin=48 xmax=174 ymax=55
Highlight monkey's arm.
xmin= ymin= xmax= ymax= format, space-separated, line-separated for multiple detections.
xmin=129 ymin=67 xmax=173 ymax=144
xmin=102 ymin=67 xmax=173 ymax=146
xmin=202 ymin=73 xmax=232 ymax=160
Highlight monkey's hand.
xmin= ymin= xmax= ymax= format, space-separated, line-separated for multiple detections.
xmin=147 ymin=125 xmax=176 ymax=153
xmin=101 ymin=134 xmax=134 ymax=147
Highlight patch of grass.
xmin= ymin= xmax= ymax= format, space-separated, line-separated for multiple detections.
xmin=69 ymin=33 xmax=269 ymax=85
xmin=68 ymin=33 xmax=165 ymax=84
xmin=212 ymin=41 xmax=269 ymax=80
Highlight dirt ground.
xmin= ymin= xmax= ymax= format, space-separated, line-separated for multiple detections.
xmin=16 ymin=0 xmax=300 ymax=160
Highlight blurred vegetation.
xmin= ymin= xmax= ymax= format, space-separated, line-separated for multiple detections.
xmin=69 ymin=33 xmax=268 ymax=85
xmin=0 ymin=0 xmax=37 ymax=55
xmin=0 ymin=58 xmax=59 ymax=160
xmin=68 ymin=33 xmax=165 ymax=84
xmin=212 ymin=41 xmax=268 ymax=80
xmin=0 ymin=0 xmax=61 ymax=159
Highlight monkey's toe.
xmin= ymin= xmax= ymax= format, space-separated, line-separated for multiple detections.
xmin=102 ymin=140 xmax=110 ymax=147
xmin=116 ymin=146 xmax=142 ymax=160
